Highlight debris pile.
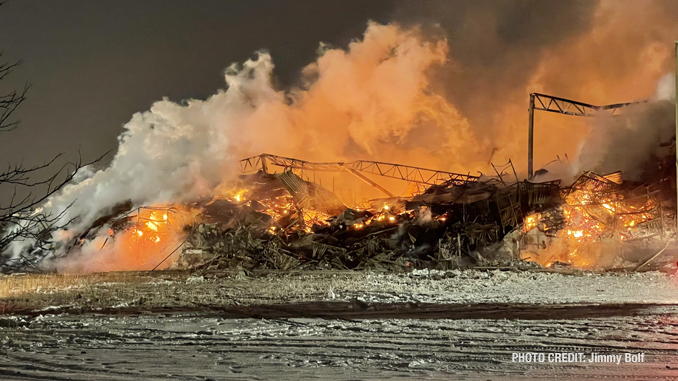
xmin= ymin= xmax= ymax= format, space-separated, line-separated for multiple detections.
xmin=4 ymin=153 xmax=676 ymax=274
xmin=518 ymin=171 xmax=674 ymax=269
xmin=170 ymin=155 xmax=676 ymax=273
xmin=171 ymin=158 xmax=537 ymax=272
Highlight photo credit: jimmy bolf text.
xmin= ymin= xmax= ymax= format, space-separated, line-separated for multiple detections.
xmin=512 ymin=352 xmax=645 ymax=364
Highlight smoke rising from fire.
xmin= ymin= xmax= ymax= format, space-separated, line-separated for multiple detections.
xmin=576 ymin=87 xmax=676 ymax=181
xmin=396 ymin=0 xmax=678 ymax=175
xmin=14 ymin=22 xmax=488 ymax=266
xmin=4 ymin=1 xmax=678 ymax=271
xmin=535 ymin=75 xmax=677 ymax=183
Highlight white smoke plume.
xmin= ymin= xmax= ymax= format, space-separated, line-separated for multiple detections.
xmin=656 ymin=73 xmax=676 ymax=101
xmin=574 ymin=77 xmax=676 ymax=181
xmin=531 ymin=72 xmax=676 ymax=184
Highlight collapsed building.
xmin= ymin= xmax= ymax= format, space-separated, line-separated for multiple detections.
xmin=3 ymin=89 xmax=676 ymax=274
xmin=76 ymin=149 xmax=671 ymax=274
xmin=2 ymin=148 xmax=676 ymax=274
xmin=165 ymin=94 xmax=676 ymax=273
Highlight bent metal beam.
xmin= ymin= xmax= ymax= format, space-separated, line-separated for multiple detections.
xmin=527 ymin=93 xmax=641 ymax=179
xmin=239 ymin=153 xmax=479 ymax=195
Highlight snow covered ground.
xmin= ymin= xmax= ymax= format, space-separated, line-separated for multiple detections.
xmin=1 ymin=313 xmax=677 ymax=380
xmin=4 ymin=269 xmax=678 ymax=314
xmin=338 ymin=269 xmax=678 ymax=305
xmin=2 ymin=269 xmax=678 ymax=379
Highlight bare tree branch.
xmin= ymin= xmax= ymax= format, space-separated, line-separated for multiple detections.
xmin=0 ymin=152 xmax=108 ymax=254
xmin=0 ymin=52 xmax=28 ymax=133
xmin=0 ymin=35 xmax=109 ymax=271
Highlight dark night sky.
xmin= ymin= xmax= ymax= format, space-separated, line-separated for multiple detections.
xmin=0 ymin=0 xmax=396 ymax=167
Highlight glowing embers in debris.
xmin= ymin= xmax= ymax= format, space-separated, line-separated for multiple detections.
xmin=215 ymin=186 xmax=252 ymax=204
xmin=232 ymin=188 xmax=250 ymax=202
xmin=258 ymin=195 xmax=296 ymax=221
xmin=226 ymin=190 xmax=333 ymax=234
xmin=129 ymin=208 xmax=175 ymax=245
xmin=523 ymin=213 xmax=541 ymax=232
xmin=563 ymin=195 xmax=657 ymax=242
xmin=101 ymin=206 xmax=197 ymax=271
xmin=522 ymin=175 xmax=661 ymax=269
xmin=301 ymin=209 xmax=332 ymax=228
xmin=567 ymin=230 xmax=584 ymax=238
xmin=350 ymin=208 xmax=403 ymax=230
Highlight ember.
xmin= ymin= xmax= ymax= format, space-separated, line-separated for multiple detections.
xmin=520 ymin=171 xmax=671 ymax=269
xmin=4 ymin=146 xmax=676 ymax=274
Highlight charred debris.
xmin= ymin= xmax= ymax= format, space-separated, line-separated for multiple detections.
xmin=5 ymin=153 xmax=676 ymax=274
xmin=168 ymin=155 xmax=533 ymax=272
xmin=172 ymin=153 xmax=676 ymax=273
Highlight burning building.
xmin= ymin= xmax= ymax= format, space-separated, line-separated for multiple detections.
xmin=11 ymin=142 xmax=670 ymax=275
xmin=0 ymin=20 xmax=676 ymax=275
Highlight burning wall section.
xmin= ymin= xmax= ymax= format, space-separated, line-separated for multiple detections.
xmin=519 ymin=171 xmax=672 ymax=269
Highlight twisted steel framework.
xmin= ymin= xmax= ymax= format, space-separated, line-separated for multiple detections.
xmin=239 ymin=153 xmax=479 ymax=197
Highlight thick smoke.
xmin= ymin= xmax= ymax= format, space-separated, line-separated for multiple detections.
xmin=394 ymin=0 xmax=678 ymax=174
xmin=576 ymin=75 xmax=676 ymax=181
xmin=396 ymin=0 xmax=599 ymax=127
xmin=9 ymin=22 xmax=488 ymax=263
xmin=5 ymin=1 xmax=678 ymax=270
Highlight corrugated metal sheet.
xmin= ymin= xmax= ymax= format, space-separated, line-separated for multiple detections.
xmin=277 ymin=170 xmax=311 ymax=209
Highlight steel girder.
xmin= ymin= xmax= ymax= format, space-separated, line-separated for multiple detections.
xmin=239 ymin=153 xmax=478 ymax=187
xmin=532 ymin=93 xmax=636 ymax=117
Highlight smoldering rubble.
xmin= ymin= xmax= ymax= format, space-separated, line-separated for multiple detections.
xmin=11 ymin=149 xmax=672 ymax=275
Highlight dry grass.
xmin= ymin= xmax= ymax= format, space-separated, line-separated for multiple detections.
xmin=0 ymin=273 xmax=87 ymax=298
xmin=0 ymin=271 xmax=189 ymax=298
xmin=0 ymin=270 xmax=367 ymax=314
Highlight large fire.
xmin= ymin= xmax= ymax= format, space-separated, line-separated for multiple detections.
xmin=521 ymin=172 xmax=664 ymax=269
xmin=63 ymin=206 xmax=200 ymax=273
xmin=216 ymin=183 xmax=406 ymax=234
xmin=125 ymin=208 xmax=174 ymax=254
xmin=8 ymin=9 xmax=676 ymax=274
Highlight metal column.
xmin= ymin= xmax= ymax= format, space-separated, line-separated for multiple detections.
xmin=525 ymin=93 xmax=638 ymax=181
xmin=528 ymin=93 xmax=535 ymax=180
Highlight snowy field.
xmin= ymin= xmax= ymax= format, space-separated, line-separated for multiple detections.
xmin=332 ymin=269 xmax=678 ymax=305
xmin=4 ymin=269 xmax=678 ymax=313
xmin=2 ymin=269 xmax=678 ymax=379
xmin=1 ymin=313 xmax=678 ymax=380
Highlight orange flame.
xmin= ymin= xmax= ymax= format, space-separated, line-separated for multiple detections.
xmin=522 ymin=177 xmax=660 ymax=269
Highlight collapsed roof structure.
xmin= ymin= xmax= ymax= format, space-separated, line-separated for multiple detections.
xmin=3 ymin=87 xmax=675 ymax=274
xmin=1 ymin=147 xmax=674 ymax=274
xmin=168 ymin=150 xmax=674 ymax=273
